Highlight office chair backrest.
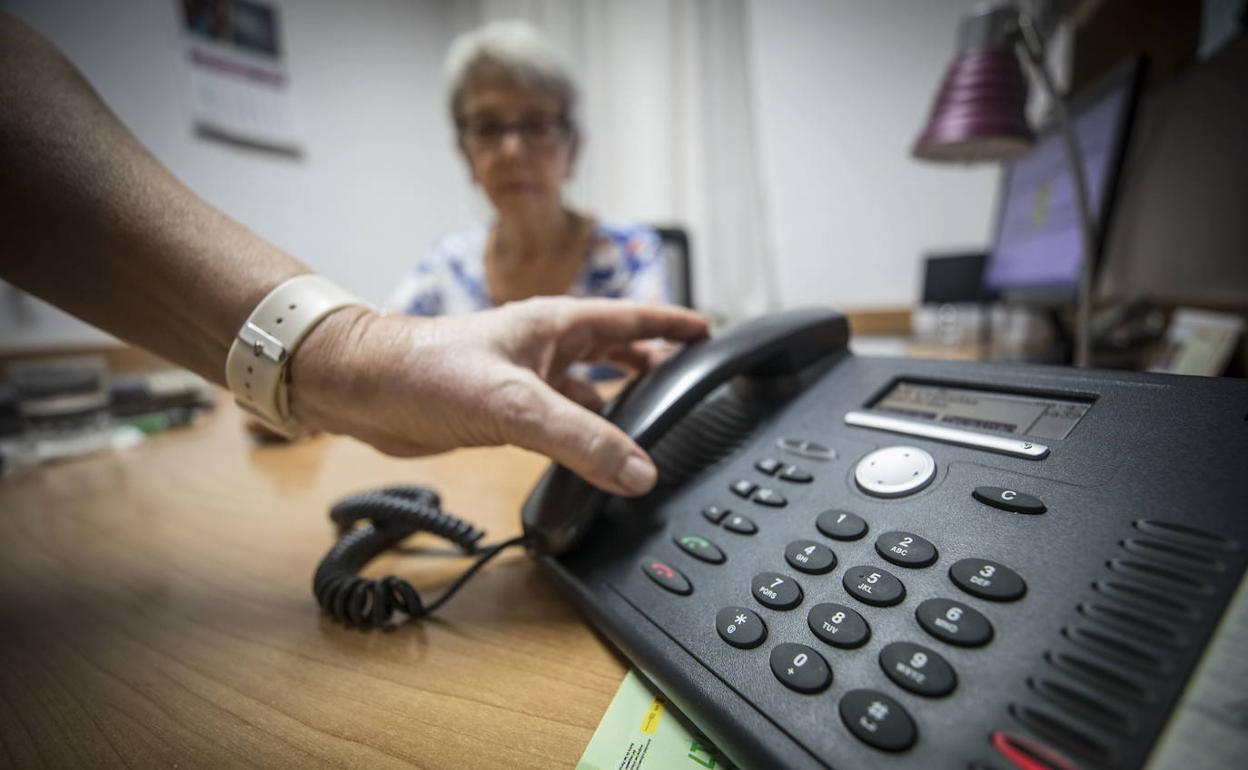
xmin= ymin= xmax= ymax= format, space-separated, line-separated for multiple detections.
xmin=652 ymin=225 xmax=694 ymax=309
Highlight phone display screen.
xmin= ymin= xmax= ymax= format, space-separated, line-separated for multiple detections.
xmin=871 ymin=381 xmax=1091 ymax=440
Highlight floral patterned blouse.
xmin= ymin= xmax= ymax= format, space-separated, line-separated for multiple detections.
xmin=388 ymin=221 xmax=669 ymax=316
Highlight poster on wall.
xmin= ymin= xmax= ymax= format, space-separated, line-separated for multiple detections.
xmin=180 ymin=0 xmax=302 ymax=156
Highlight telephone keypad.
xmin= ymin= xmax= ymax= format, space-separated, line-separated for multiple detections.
xmin=916 ymin=597 xmax=994 ymax=647
xmin=784 ymin=539 xmax=837 ymax=574
xmin=702 ymin=505 xmax=731 ymax=524
xmin=839 ymin=689 xmax=917 ymax=752
xmin=674 ymin=534 xmax=726 ymax=564
xmin=843 ymin=565 xmax=906 ymax=607
xmin=875 ymin=531 xmax=938 ymax=568
xmin=807 ymin=602 xmax=870 ymax=649
xmin=752 ymin=572 xmax=803 ymax=610
xmin=949 ymin=558 xmax=1027 ymax=601
xmin=879 ymin=641 xmax=957 ymax=697
xmin=716 ymin=606 xmax=767 ymax=649
xmin=769 ymin=643 xmax=831 ymax=693
xmin=816 ymin=509 xmax=868 ymax=541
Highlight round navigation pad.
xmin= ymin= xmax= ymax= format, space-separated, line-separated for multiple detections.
xmin=855 ymin=446 xmax=936 ymax=498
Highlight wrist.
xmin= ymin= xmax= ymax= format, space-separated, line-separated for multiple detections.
xmin=224 ymin=275 xmax=371 ymax=437
xmin=287 ymin=304 xmax=379 ymax=435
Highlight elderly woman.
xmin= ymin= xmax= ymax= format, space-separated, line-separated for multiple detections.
xmin=390 ymin=21 xmax=669 ymax=317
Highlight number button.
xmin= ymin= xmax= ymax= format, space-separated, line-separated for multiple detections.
xmin=839 ymin=689 xmax=917 ymax=751
xmin=807 ymin=602 xmax=870 ymax=648
xmin=949 ymin=558 xmax=1027 ymax=601
xmin=816 ymin=509 xmax=868 ymax=541
xmin=916 ymin=597 xmax=994 ymax=647
xmin=673 ymin=534 xmax=726 ymax=564
xmin=874 ymin=531 xmax=938 ymax=568
xmin=879 ymin=641 xmax=957 ymax=696
xmin=715 ymin=606 xmax=767 ymax=649
xmin=784 ymin=540 xmax=837 ymax=574
xmin=843 ymin=565 xmax=906 ymax=607
xmin=752 ymin=571 xmax=803 ymax=610
xmin=769 ymin=642 xmax=831 ymax=693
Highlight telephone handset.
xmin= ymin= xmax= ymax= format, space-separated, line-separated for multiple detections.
xmin=521 ymin=307 xmax=849 ymax=555
xmin=312 ymin=308 xmax=847 ymax=628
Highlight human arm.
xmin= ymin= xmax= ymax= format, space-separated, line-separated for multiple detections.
xmin=0 ymin=14 xmax=709 ymax=496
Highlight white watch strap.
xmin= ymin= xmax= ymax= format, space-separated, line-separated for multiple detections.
xmin=225 ymin=274 xmax=369 ymax=437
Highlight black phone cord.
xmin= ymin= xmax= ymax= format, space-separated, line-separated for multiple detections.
xmin=312 ymin=485 xmax=528 ymax=629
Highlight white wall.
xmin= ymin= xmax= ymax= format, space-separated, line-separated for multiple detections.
xmin=2 ymin=0 xmax=1009 ymax=351
xmin=1 ymin=0 xmax=474 ymax=350
xmin=746 ymin=0 xmax=999 ymax=310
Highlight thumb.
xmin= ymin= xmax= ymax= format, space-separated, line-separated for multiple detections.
xmin=498 ymin=377 xmax=658 ymax=496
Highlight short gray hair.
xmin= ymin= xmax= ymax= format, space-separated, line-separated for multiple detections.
xmin=443 ymin=20 xmax=579 ymax=128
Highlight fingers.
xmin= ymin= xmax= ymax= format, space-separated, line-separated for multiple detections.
xmin=494 ymin=374 xmax=657 ymax=496
xmin=600 ymin=341 xmax=653 ymax=373
xmin=548 ymin=298 xmax=709 ymax=347
xmin=556 ymin=374 xmax=605 ymax=412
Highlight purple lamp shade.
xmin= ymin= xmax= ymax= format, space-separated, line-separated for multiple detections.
xmin=912 ymin=48 xmax=1034 ymax=163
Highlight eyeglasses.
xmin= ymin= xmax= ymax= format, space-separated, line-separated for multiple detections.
xmin=458 ymin=115 xmax=572 ymax=153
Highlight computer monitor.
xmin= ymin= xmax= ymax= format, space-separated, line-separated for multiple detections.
xmin=982 ymin=58 xmax=1144 ymax=303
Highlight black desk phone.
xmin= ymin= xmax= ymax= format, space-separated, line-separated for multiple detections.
xmin=522 ymin=307 xmax=1248 ymax=770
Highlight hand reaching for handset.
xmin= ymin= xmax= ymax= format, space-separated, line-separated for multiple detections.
xmin=290 ymin=297 xmax=710 ymax=496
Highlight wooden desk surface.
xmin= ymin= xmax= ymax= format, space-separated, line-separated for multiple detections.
xmin=0 ymin=399 xmax=626 ymax=768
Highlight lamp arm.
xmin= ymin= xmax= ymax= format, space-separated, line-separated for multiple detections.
xmin=1016 ymin=13 xmax=1098 ymax=367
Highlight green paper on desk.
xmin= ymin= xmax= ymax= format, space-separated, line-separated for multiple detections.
xmin=577 ymin=670 xmax=739 ymax=770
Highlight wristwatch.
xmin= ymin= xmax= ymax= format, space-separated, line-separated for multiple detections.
xmin=225 ymin=274 xmax=370 ymax=438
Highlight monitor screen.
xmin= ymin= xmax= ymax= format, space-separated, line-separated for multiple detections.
xmin=983 ymin=63 xmax=1140 ymax=299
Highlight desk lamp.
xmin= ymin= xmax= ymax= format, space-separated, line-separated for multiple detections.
xmin=913 ymin=2 xmax=1096 ymax=367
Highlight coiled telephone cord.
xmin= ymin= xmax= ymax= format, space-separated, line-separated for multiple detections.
xmin=312 ymin=485 xmax=527 ymax=629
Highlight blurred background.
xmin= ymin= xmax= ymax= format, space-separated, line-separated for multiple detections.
xmin=2 ymin=0 xmax=1246 ymax=374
